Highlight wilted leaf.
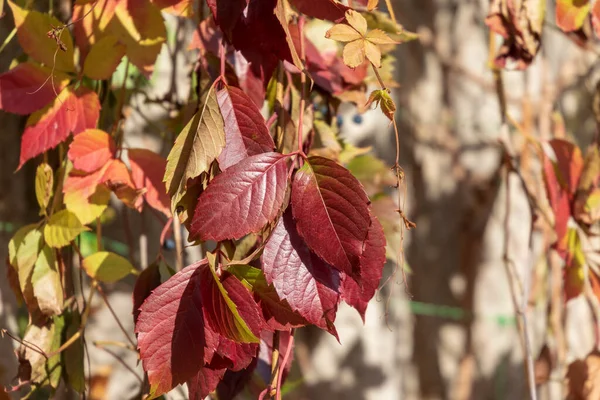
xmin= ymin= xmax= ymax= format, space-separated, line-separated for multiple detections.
xmin=18 ymin=316 xmax=64 ymax=388
xmin=83 ymin=35 xmax=127 ymax=80
xmin=567 ymin=351 xmax=600 ymax=399
xmin=129 ymin=148 xmax=171 ymax=217
xmin=0 ymin=62 xmax=69 ymax=115
xmin=35 ymin=163 xmax=53 ymax=215
xmin=32 ymin=246 xmax=64 ymax=316
xmin=365 ymin=88 xmax=396 ymax=120
xmin=292 ymin=156 xmax=370 ymax=277
xmin=165 ymin=90 xmax=225 ymax=212
xmin=44 ymin=209 xmax=88 ymax=248
xmin=191 ymin=152 xmax=290 ymax=241
xmin=8 ymin=1 xmax=75 ymax=72
xmin=485 ymin=0 xmax=544 ymax=69
xmin=19 ymin=88 xmax=101 ymax=169
xmin=82 ymin=251 xmax=134 ymax=283
xmin=68 ymin=129 xmax=116 ymax=173
xmin=262 ymin=209 xmax=340 ymax=333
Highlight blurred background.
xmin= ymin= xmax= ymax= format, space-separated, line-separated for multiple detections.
xmin=1 ymin=0 xmax=599 ymax=399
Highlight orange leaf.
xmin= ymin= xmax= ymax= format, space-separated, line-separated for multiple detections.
xmin=556 ymin=0 xmax=590 ymax=32
xmin=72 ymin=0 xmax=118 ymax=60
xmin=364 ymin=40 xmax=382 ymax=67
xmin=8 ymin=1 xmax=75 ymax=72
xmin=342 ymin=39 xmax=366 ymax=68
xmin=344 ymin=9 xmax=367 ymax=36
xmin=68 ymin=129 xmax=116 ymax=173
xmin=19 ymin=87 xmax=100 ymax=169
xmin=129 ymin=148 xmax=171 ymax=217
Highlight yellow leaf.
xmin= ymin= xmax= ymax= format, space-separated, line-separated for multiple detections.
xmin=326 ymin=23 xmax=362 ymax=42
xmin=345 ymin=9 xmax=367 ymax=36
xmin=364 ymin=40 xmax=382 ymax=67
xmin=9 ymin=225 xmax=43 ymax=311
xmin=35 ymin=163 xmax=53 ymax=216
xmin=82 ymin=251 xmax=134 ymax=283
xmin=44 ymin=210 xmax=88 ymax=248
xmin=83 ymin=35 xmax=126 ymax=80
xmin=342 ymin=39 xmax=366 ymax=68
xmin=367 ymin=0 xmax=379 ymax=10
xmin=366 ymin=29 xmax=399 ymax=45
xmin=32 ymin=246 xmax=64 ymax=316
xmin=8 ymin=1 xmax=75 ymax=72
xmin=64 ymin=185 xmax=111 ymax=225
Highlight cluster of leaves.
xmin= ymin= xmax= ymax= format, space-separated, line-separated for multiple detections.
xmin=485 ymin=0 xmax=600 ymax=70
xmin=1 ymin=0 xmax=414 ymax=398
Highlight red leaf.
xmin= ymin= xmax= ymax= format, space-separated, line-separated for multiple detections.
xmin=136 ymin=261 xmax=211 ymax=397
xmin=68 ymin=129 xmax=116 ymax=173
xmin=207 ymin=0 xmax=247 ymax=36
xmin=212 ymin=336 xmax=258 ymax=371
xmin=187 ymin=366 xmax=227 ymax=400
xmin=64 ymin=159 xmax=134 ymax=200
xmin=256 ymin=284 xmax=308 ymax=331
xmin=262 ymin=209 xmax=340 ymax=334
xmin=547 ymin=139 xmax=584 ymax=196
xmin=216 ymin=358 xmax=258 ymax=400
xmin=290 ymin=0 xmax=350 ymax=22
xmin=190 ymin=152 xmax=290 ymax=241
xmin=128 ymin=148 xmax=172 ymax=217
xmin=340 ymin=212 xmax=386 ymax=320
xmin=0 ymin=62 xmax=68 ymax=115
xmin=217 ymin=86 xmax=275 ymax=170
xmin=291 ymin=156 xmax=370 ymax=277
xmin=557 ymin=0 xmax=591 ymax=32
xmin=19 ymin=88 xmax=100 ymax=169
xmin=200 ymin=266 xmax=263 ymax=343
xmin=234 ymin=52 xmax=266 ymax=107
xmin=132 ymin=260 xmax=173 ymax=325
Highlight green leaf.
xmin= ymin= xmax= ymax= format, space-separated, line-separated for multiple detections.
xmin=9 ymin=224 xmax=43 ymax=310
xmin=32 ymin=246 xmax=64 ymax=316
xmin=35 ymin=163 xmax=54 ymax=216
xmin=44 ymin=210 xmax=88 ymax=248
xmin=82 ymin=251 xmax=134 ymax=283
xmin=227 ymin=264 xmax=266 ymax=290
xmin=63 ymin=310 xmax=85 ymax=393
xmin=164 ymin=90 xmax=225 ymax=212
xmin=206 ymin=253 xmax=259 ymax=343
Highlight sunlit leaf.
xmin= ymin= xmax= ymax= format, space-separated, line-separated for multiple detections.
xmin=83 ymin=35 xmax=127 ymax=80
xmin=44 ymin=209 xmax=88 ymax=248
xmin=0 ymin=62 xmax=69 ymax=115
xmin=19 ymin=87 xmax=100 ymax=169
xmin=35 ymin=163 xmax=53 ymax=215
xmin=8 ymin=1 xmax=75 ymax=72
xmin=68 ymin=129 xmax=116 ymax=173
xmin=82 ymin=251 xmax=134 ymax=283
xmin=556 ymin=0 xmax=590 ymax=32
xmin=345 ymin=9 xmax=367 ymax=36
xmin=129 ymin=148 xmax=172 ymax=217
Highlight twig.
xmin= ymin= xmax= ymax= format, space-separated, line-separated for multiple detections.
xmin=93 ymin=343 xmax=143 ymax=384
xmin=0 ymin=27 xmax=16 ymax=55
xmin=1 ymin=329 xmax=48 ymax=358
xmin=276 ymin=330 xmax=295 ymax=400
xmin=96 ymin=285 xmax=137 ymax=349
xmin=173 ymin=216 xmax=184 ymax=271
xmin=269 ymin=331 xmax=281 ymax=397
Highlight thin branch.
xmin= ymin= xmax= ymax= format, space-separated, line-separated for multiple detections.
xmin=93 ymin=343 xmax=143 ymax=384
xmin=96 ymin=285 xmax=137 ymax=349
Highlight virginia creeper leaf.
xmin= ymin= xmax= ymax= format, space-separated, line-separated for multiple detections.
xmin=216 ymin=358 xmax=258 ymax=400
xmin=291 ymin=156 xmax=370 ymax=276
xmin=18 ymin=317 xmax=64 ymax=388
xmin=216 ymin=86 xmax=275 ymax=170
xmin=109 ymin=0 xmax=166 ymax=76
xmin=0 ymin=62 xmax=69 ymax=115
xmin=83 ymin=34 xmax=127 ymax=79
xmin=82 ymin=251 xmax=134 ymax=283
xmin=289 ymin=0 xmax=349 ymax=22
xmin=164 ymin=90 xmax=225 ymax=211
xmin=133 ymin=259 xmax=174 ymax=324
xmin=201 ymin=255 xmax=261 ymax=343
xmin=68 ymin=129 xmax=116 ymax=173
xmin=35 ymin=163 xmax=53 ymax=215
xmin=9 ymin=224 xmax=43 ymax=312
xmin=19 ymin=88 xmax=101 ymax=169
xmin=262 ymin=209 xmax=340 ymax=332
xmin=8 ymin=1 xmax=75 ymax=72
xmin=32 ymin=245 xmax=64 ymax=316
xmin=190 ymin=152 xmax=289 ymax=241
xmin=72 ymin=0 xmax=118 ymax=59
xmin=207 ymin=0 xmax=247 ymax=37
xmin=64 ymin=184 xmax=111 ymax=225
xmin=136 ymin=260 xmax=210 ymax=397
xmin=556 ymin=0 xmax=590 ymax=32
xmin=43 ymin=209 xmax=88 ymax=248
xmin=129 ymin=148 xmax=171 ymax=217
xmin=187 ymin=366 xmax=227 ymax=400
xmin=340 ymin=212 xmax=386 ymax=320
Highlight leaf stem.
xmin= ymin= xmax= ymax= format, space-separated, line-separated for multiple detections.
xmin=173 ymin=215 xmax=184 ymax=271
xmin=270 ymin=331 xmax=281 ymax=396
xmin=276 ymin=329 xmax=295 ymax=400
xmin=297 ymin=16 xmax=307 ymax=155
xmin=383 ymin=0 xmax=397 ymax=25
xmin=219 ymin=38 xmax=227 ymax=84
xmin=0 ymin=27 xmax=16 ymax=55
